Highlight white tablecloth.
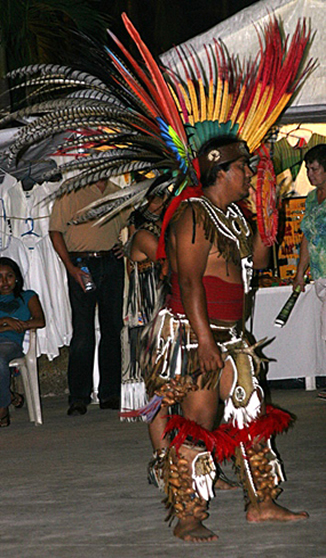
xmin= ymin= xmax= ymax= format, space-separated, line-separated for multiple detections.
xmin=248 ymin=284 xmax=326 ymax=387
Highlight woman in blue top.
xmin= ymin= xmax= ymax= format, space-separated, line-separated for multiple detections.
xmin=0 ymin=257 xmax=45 ymax=427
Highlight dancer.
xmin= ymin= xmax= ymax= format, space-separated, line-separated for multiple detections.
xmin=120 ymin=191 xmax=169 ymax=488
xmin=140 ymin=136 xmax=308 ymax=541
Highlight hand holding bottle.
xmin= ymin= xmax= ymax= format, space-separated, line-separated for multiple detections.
xmin=76 ymin=258 xmax=96 ymax=292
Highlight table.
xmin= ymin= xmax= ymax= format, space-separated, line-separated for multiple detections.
xmin=247 ymin=283 xmax=326 ymax=389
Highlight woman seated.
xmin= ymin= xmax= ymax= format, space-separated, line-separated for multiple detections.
xmin=0 ymin=257 xmax=45 ymax=427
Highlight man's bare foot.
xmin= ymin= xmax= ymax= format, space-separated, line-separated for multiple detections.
xmin=174 ymin=518 xmax=218 ymax=542
xmin=246 ymin=499 xmax=309 ymax=523
xmin=214 ymin=477 xmax=238 ymax=490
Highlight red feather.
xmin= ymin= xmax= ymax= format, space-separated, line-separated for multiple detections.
xmin=122 ymin=13 xmax=187 ymax=144
xmin=164 ymin=415 xmax=238 ymax=462
xmin=107 ymin=28 xmax=160 ymax=102
xmin=221 ymin=405 xmax=294 ymax=446
xmin=156 ymin=158 xmax=202 ymax=259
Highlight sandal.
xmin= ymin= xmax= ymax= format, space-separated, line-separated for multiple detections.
xmin=0 ymin=410 xmax=10 ymax=427
xmin=10 ymin=391 xmax=24 ymax=409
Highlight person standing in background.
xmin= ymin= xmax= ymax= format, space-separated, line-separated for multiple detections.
xmin=293 ymin=144 xmax=326 ymax=398
xmin=49 ymin=178 xmax=130 ymax=416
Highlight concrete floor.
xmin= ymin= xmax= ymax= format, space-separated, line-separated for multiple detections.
xmin=1 ymin=389 xmax=325 ymax=558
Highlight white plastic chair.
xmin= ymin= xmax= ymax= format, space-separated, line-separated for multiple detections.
xmin=9 ymin=330 xmax=43 ymax=425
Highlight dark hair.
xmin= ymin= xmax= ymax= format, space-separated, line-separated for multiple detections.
xmin=304 ymin=144 xmax=326 ymax=170
xmin=197 ymin=136 xmax=247 ymax=189
xmin=0 ymin=257 xmax=24 ymax=297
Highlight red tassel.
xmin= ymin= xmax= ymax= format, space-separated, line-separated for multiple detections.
xmin=164 ymin=415 xmax=237 ymax=462
xmin=221 ymin=405 xmax=294 ymax=446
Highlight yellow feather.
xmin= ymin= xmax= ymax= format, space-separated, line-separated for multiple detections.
xmin=213 ymin=76 xmax=223 ymax=120
xmin=207 ymin=79 xmax=214 ymax=120
xmin=198 ymin=78 xmax=207 ymax=122
xmin=229 ymin=86 xmax=246 ymax=125
xmin=248 ymin=94 xmax=291 ymax=152
xmin=241 ymin=82 xmax=262 ymax=138
xmin=168 ymin=85 xmax=184 ymax=121
xmin=219 ymin=80 xmax=229 ymax=122
xmin=244 ymin=86 xmax=273 ymax=139
xmin=178 ymin=83 xmax=192 ymax=116
xmin=237 ymin=112 xmax=245 ymax=130
xmin=187 ymin=78 xmax=199 ymax=123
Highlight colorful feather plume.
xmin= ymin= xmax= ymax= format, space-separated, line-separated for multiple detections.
xmin=0 ymin=13 xmax=316 ymax=217
xmin=165 ymin=17 xmax=316 ymax=154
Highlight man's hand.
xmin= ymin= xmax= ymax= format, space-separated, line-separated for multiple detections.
xmin=198 ymin=339 xmax=224 ymax=374
xmin=112 ymin=242 xmax=124 ymax=259
xmin=68 ymin=264 xmax=89 ymax=292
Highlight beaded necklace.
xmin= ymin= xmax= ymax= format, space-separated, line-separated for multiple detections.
xmin=192 ymin=196 xmax=253 ymax=293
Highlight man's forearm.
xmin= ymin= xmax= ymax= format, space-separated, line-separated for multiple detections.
xmin=179 ymin=277 xmax=224 ymax=371
xmin=252 ymin=231 xmax=271 ymax=269
xmin=179 ymin=279 xmax=214 ymax=343
xmin=49 ymin=230 xmax=73 ymax=272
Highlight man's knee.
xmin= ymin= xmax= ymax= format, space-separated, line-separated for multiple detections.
xmin=182 ymin=390 xmax=218 ymax=430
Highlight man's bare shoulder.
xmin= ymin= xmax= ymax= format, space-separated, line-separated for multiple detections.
xmin=171 ymin=200 xmax=205 ymax=231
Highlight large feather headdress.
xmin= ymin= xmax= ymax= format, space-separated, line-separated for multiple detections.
xmin=0 ymin=13 xmax=315 ymax=223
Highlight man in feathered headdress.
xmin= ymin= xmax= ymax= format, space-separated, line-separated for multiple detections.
xmin=140 ymin=135 xmax=308 ymax=541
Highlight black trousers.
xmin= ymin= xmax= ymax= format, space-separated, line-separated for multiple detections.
xmin=67 ymin=254 xmax=124 ymax=404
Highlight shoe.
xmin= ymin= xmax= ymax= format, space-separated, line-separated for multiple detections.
xmin=0 ymin=409 xmax=10 ymax=427
xmin=317 ymin=389 xmax=326 ymax=400
xmin=10 ymin=390 xmax=25 ymax=409
xmin=99 ymin=396 xmax=120 ymax=410
xmin=67 ymin=402 xmax=87 ymax=416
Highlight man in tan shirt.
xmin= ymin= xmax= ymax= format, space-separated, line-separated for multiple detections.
xmin=49 ymin=179 xmax=130 ymax=415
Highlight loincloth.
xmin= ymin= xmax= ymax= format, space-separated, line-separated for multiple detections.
xmin=141 ymin=308 xmax=264 ymax=428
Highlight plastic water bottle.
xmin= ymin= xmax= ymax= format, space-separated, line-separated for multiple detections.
xmin=76 ymin=258 xmax=96 ymax=292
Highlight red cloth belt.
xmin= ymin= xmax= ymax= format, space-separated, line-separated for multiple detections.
xmin=168 ymin=272 xmax=244 ymax=321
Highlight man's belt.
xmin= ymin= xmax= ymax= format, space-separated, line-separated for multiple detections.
xmin=69 ymin=250 xmax=114 ymax=259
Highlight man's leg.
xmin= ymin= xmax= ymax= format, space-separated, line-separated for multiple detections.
xmin=147 ymin=408 xmax=170 ymax=489
xmin=96 ymin=255 xmax=124 ymax=404
xmin=166 ymin=388 xmax=219 ymax=542
xmin=67 ymin=272 xmax=96 ymax=407
xmin=219 ymin=355 xmax=308 ymax=522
